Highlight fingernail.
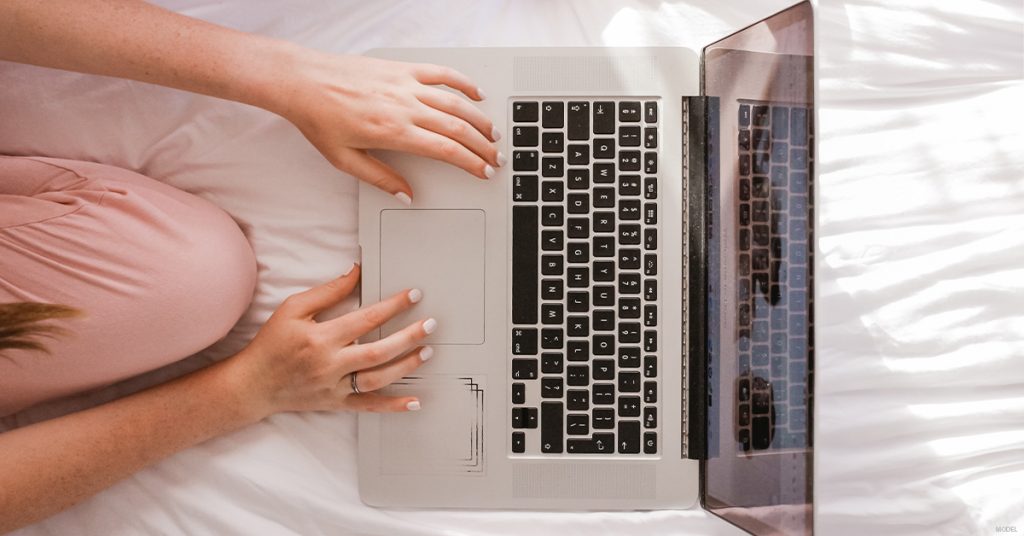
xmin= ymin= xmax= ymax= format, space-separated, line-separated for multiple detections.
xmin=394 ymin=192 xmax=412 ymax=206
xmin=484 ymin=165 xmax=495 ymax=179
xmin=407 ymin=288 xmax=423 ymax=303
xmin=407 ymin=400 xmax=421 ymax=411
xmin=419 ymin=346 xmax=434 ymax=362
xmin=491 ymin=127 xmax=502 ymax=142
xmin=496 ymin=152 xmax=507 ymax=167
xmin=423 ymin=317 xmax=437 ymax=334
xmin=342 ymin=263 xmax=359 ymax=277
xmin=477 ymin=87 xmax=487 ymax=100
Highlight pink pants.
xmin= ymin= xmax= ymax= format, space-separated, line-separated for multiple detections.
xmin=0 ymin=156 xmax=257 ymax=416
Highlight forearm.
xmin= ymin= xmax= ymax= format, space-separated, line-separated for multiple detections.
xmin=0 ymin=0 xmax=296 ymax=113
xmin=0 ymin=355 xmax=264 ymax=533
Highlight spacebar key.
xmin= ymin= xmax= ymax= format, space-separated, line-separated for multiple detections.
xmin=512 ymin=206 xmax=539 ymax=324
xmin=541 ymin=402 xmax=564 ymax=453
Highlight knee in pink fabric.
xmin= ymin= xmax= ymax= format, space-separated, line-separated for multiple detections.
xmin=0 ymin=156 xmax=257 ymax=415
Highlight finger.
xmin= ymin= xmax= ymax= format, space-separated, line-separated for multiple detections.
xmin=331 ymin=287 xmax=424 ymax=343
xmin=279 ymin=264 xmax=360 ymax=318
xmin=344 ymin=392 xmax=421 ymax=412
xmin=416 ymin=87 xmax=499 ymax=142
xmin=351 ymin=346 xmax=433 ymax=393
xmin=334 ymin=148 xmax=414 ymax=205
xmin=336 ymin=315 xmax=435 ymax=374
xmin=413 ymin=107 xmax=500 ymax=167
xmin=412 ymin=64 xmax=483 ymax=101
xmin=398 ymin=127 xmax=494 ymax=180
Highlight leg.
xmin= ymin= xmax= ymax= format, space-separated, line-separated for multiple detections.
xmin=0 ymin=156 xmax=257 ymax=416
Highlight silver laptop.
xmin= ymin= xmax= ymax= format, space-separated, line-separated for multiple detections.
xmin=356 ymin=3 xmax=815 ymax=534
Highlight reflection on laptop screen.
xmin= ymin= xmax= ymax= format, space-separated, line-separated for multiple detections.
xmin=701 ymin=2 xmax=815 ymax=535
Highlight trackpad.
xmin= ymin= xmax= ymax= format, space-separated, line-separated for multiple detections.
xmin=379 ymin=209 xmax=485 ymax=345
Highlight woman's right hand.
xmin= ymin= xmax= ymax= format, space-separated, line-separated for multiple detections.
xmin=226 ymin=264 xmax=432 ymax=420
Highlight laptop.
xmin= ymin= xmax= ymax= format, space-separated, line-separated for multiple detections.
xmin=356 ymin=3 xmax=815 ymax=534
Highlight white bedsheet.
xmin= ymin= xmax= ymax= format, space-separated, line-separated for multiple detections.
xmin=2 ymin=1 xmax=1023 ymax=534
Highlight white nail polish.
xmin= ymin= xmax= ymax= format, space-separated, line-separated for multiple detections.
xmin=407 ymin=400 xmax=421 ymax=411
xmin=407 ymin=288 xmax=423 ymax=303
xmin=492 ymin=127 xmax=502 ymax=142
xmin=484 ymin=165 xmax=495 ymax=179
xmin=496 ymin=152 xmax=507 ymax=167
xmin=477 ymin=87 xmax=487 ymax=100
xmin=394 ymin=192 xmax=412 ymax=206
xmin=419 ymin=346 xmax=434 ymax=362
xmin=423 ymin=317 xmax=438 ymax=334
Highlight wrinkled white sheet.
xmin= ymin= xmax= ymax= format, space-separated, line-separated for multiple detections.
xmin=2 ymin=0 xmax=1022 ymax=534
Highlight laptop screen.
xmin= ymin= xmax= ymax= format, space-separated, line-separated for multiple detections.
xmin=700 ymin=2 xmax=815 ymax=535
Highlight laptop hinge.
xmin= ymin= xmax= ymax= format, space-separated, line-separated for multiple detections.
xmin=683 ymin=96 xmax=716 ymax=461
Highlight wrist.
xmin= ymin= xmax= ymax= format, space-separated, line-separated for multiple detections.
xmin=243 ymin=38 xmax=311 ymax=121
xmin=211 ymin=350 xmax=276 ymax=426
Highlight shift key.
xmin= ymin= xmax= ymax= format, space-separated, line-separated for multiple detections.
xmin=541 ymin=402 xmax=564 ymax=453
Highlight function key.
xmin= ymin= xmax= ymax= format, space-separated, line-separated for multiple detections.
xmin=567 ymin=102 xmax=590 ymax=140
xmin=542 ymin=101 xmax=564 ymax=128
xmin=644 ymin=127 xmax=657 ymax=149
xmin=644 ymin=406 xmax=658 ymax=428
xmin=644 ymin=355 xmax=657 ymax=377
xmin=644 ymin=203 xmax=657 ymax=225
xmin=513 ymin=102 xmax=539 ymax=122
xmin=644 ymin=102 xmax=658 ymax=123
xmin=644 ymin=177 xmax=657 ymax=199
xmin=791 ymin=108 xmax=809 ymax=146
xmin=739 ymin=104 xmax=751 ymax=127
xmin=753 ymin=105 xmax=770 ymax=126
xmin=644 ymin=152 xmax=657 ymax=174
xmin=594 ymin=101 xmax=616 ymax=134
xmin=643 ymin=254 xmax=657 ymax=276
xmin=772 ymin=107 xmax=790 ymax=140
xmin=643 ymin=432 xmax=657 ymax=454
xmin=619 ymin=101 xmax=641 ymax=122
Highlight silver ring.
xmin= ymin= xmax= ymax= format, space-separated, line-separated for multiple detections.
xmin=350 ymin=372 xmax=362 ymax=394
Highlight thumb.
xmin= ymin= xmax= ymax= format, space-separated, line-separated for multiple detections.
xmin=335 ymin=148 xmax=414 ymax=206
xmin=282 ymin=264 xmax=360 ymax=318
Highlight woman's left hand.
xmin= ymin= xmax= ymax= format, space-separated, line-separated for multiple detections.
xmin=270 ymin=50 xmax=504 ymax=204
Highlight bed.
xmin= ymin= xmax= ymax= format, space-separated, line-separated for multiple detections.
xmin=2 ymin=0 xmax=1022 ymax=534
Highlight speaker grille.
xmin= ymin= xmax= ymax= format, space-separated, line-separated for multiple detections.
xmin=512 ymin=463 xmax=656 ymax=499
xmin=513 ymin=56 xmax=657 ymax=93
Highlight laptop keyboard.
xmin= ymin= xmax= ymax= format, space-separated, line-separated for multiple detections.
xmin=509 ymin=99 xmax=660 ymax=456
xmin=734 ymin=101 xmax=814 ymax=452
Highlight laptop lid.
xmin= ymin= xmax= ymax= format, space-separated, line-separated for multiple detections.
xmin=689 ymin=2 xmax=815 ymax=535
